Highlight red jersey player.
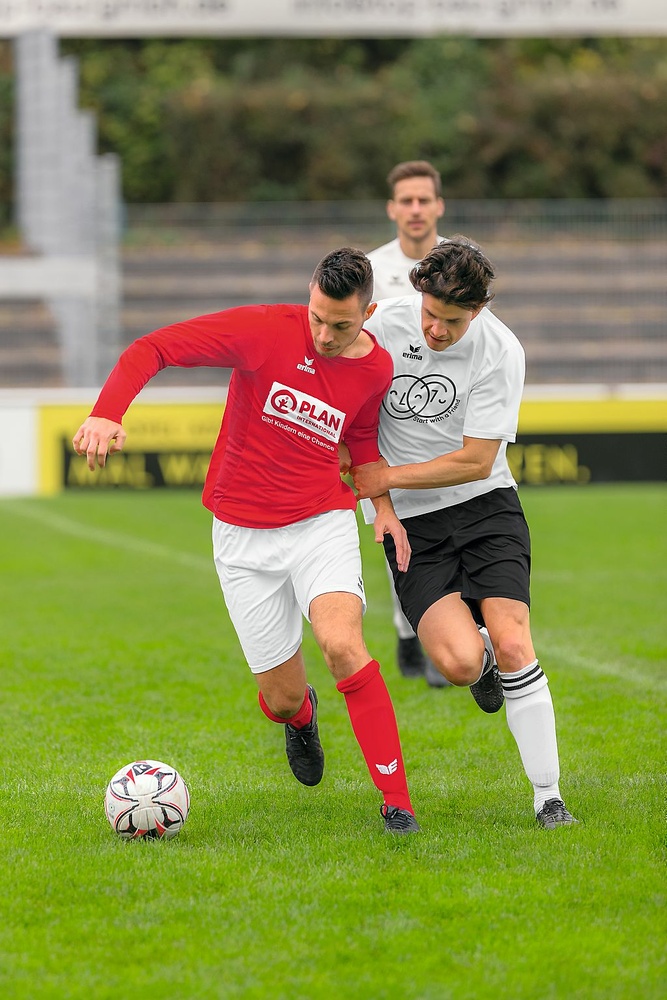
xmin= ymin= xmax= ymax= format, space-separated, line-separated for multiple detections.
xmin=73 ymin=247 xmax=419 ymax=835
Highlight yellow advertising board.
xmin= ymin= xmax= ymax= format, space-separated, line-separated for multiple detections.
xmin=38 ymin=395 xmax=666 ymax=495
xmin=40 ymin=402 xmax=224 ymax=495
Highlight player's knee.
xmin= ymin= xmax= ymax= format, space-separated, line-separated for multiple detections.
xmin=317 ymin=635 xmax=367 ymax=679
xmin=262 ymin=690 xmax=304 ymax=719
xmin=428 ymin=650 xmax=479 ymax=686
xmin=493 ymin=632 xmax=531 ymax=671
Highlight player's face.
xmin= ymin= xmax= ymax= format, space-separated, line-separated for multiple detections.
xmin=308 ymin=286 xmax=374 ymax=358
xmin=421 ymin=294 xmax=481 ymax=352
xmin=387 ymin=177 xmax=444 ymax=244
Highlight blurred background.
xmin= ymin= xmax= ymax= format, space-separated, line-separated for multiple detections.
xmin=0 ymin=4 xmax=665 ymax=491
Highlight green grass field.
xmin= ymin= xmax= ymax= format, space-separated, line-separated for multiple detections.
xmin=0 ymin=485 xmax=665 ymax=999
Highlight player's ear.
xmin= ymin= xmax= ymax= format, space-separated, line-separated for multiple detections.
xmin=365 ymin=302 xmax=378 ymax=320
xmin=437 ymin=198 xmax=445 ymax=218
xmin=386 ymin=199 xmax=397 ymax=221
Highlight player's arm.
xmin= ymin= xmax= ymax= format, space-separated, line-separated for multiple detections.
xmin=71 ymin=307 xmax=274 ymax=472
xmin=367 ymin=491 xmax=410 ymax=572
xmin=352 ymin=437 xmax=501 ymax=499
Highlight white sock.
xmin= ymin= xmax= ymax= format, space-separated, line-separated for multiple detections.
xmin=501 ymin=660 xmax=561 ymax=814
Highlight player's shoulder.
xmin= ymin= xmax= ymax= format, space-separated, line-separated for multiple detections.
xmin=366 ymin=238 xmax=400 ymax=263
xmin=365 ymin=296 xmax=421 ymax=346
xmin=475 ymin=307 xmax=525 ymax=357
xmin=366 ymin=333 xmax=395 ymax=385
xmin=265 ymin=302 xmax=307 ymax=319
xmin=374 ymin=294 xmax=422 ymax=322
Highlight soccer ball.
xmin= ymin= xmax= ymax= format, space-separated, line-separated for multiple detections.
xmin=104 ymin=760 xmax=190 ymax=840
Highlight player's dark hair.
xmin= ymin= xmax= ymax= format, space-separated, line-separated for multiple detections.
xmin=387 ymin=160 xmax=442 ymax=198
xmin=311 ymin=247 xmax=374 ymax=308
xmin=409 ymin=236 xmax=495 ymax=309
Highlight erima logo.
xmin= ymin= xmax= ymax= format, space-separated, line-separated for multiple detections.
xmin=376 ymin=759 xmax=398 ymax=775
xmin=297 ymin=355 xmax=316 ymax=374
xmin=264 ymin=381 xmax=345 ymax=442
xmin=402 ymin=343 xmax=423 ymax=360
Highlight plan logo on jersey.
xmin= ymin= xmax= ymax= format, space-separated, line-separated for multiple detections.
xmin=264 ymin=381 xmax=345 ymax=442
xmin=297 ymin=355 xmax=316 ymax=374
xmin=383 ymin=372 xmax=458 ymax=421
xmin=402 ymin=343 xmax=423 ymax=361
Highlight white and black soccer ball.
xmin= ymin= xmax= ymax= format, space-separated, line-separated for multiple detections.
xmin=104 ymin=760 xmax=190 ymax=840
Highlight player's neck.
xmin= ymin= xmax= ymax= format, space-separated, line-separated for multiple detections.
xmin=340 ymin=330 xmax=374 ymax=359
xmin=398 ymin=230 xmax=438 ymax=262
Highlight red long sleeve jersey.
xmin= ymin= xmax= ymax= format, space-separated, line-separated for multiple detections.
xmin=91 ymin=303 xmax=393 ymax=528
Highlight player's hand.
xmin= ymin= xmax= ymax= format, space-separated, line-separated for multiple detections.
xmin=373 ymin=510 xmax=411 ymax=573
xmin=351 ymin=457 xmax=390 ymax=499
xmin=72 ymin=416 xmax=126 ymax=471
xmin=338 ymin=441 xmax=352 ymax=477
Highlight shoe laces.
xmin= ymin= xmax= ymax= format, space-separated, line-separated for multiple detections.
xmin=286 ymin=722 xmax=315 ymax=746
xmin=381 ymin=805 xmax=414 ymax=830
xmin=540 ymin=798 xmax=575 ymax=823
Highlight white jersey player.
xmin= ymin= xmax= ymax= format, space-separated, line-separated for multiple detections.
xmin=353 ymin=238 xmax=578 ymax=830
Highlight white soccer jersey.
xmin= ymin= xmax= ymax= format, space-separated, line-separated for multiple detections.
xmin=360 ymin=296 xmax=525 ymax=523
xmin=367 ymin=237 xmax=445 ymax=300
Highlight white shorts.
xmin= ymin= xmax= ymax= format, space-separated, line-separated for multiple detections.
xmin=212 ymin=508 xmax=366 ymax=673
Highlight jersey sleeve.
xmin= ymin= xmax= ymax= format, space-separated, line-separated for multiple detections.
xmin=91 ymin=306 xmax=277 ymax=423
xmin=463 ymin=340 xmax=525 ymax=442
xmin=344 ymin=389 xmax=386 ymax=467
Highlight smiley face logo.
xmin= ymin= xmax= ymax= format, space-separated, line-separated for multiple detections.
xmin=383 ymin=373 xmax=457 ymax=420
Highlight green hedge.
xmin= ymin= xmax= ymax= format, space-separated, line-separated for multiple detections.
xmin=0 ymin=36 xmax=665 ymax=215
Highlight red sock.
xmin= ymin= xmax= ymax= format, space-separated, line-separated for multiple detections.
xmin=336 ymin=660 xmax=413 ymax=814
xmin=258 ymin=688 xmax=313 ymax=728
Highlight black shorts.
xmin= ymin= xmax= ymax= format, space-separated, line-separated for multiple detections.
xmin=383 ymin=487 xmax=532 ymax=632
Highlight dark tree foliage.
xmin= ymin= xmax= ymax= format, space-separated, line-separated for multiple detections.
xmin=0 ymin=35 xmax=665 ymax=213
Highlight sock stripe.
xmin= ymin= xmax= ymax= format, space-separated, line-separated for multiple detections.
xmin=501 ymin=663 xmax=545 ymax=692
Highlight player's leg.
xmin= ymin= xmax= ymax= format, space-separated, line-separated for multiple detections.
xmin=383 ymin=532 xmax=451 ymax=689
xmin=417 ymin=592 xmax=487 ymax=685
xmin=387 ymin=559 xmax=451 ymax=688
xmin=462 ymin=487 xmax=577 ymax=827
xmin=296 ymin=510 xmax=418 ymax=832
xmin=310 ymin=591 xmax=417 ymax=831
xmin=255 ymin=652 xmax=325 ymax=788
xmin=385 ymin=505 xmax=488 ymax=689
xmin=211 ymin=516 xmax=324 ymax=786
xmin=481 ymin=596 xmax=576 ymax=825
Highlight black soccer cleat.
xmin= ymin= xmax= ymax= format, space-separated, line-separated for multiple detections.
xmin=536 ymin=798 xmax=579 ymax=829
xmin=381 ymin=804 xmax=421 ymax=834
xmin=397 ymin=636 xmax=426 ymax=678
xmin=469 ymin=660 xmax=504 ymax=713
xmin=469 ymin=627 xmax=504 ymax=713
xmin=285 ymin=685 xmax=325 ymax=787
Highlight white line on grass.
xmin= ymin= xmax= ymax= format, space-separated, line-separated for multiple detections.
xmin=542 ymin=642 xmax=667 ymax=692
xmin=1 ymin=500 xmax=212 ymax=573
